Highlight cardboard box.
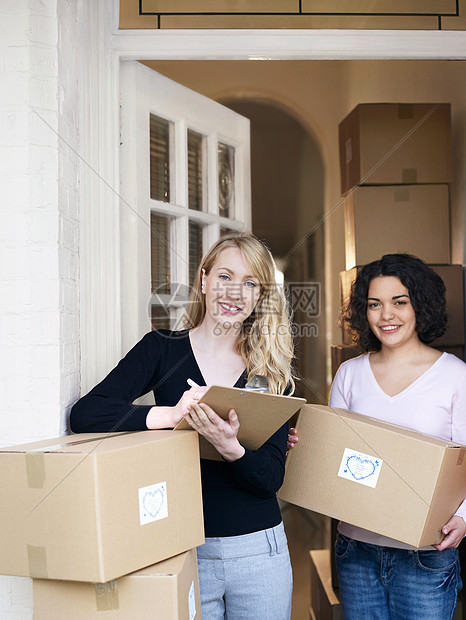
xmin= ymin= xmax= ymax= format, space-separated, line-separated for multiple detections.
xmin=433 ymin=346 xmax=464 ymax=361
xmin=344 ymin=184 xmax=450 ymax=269
xmin=176 ymin=385 xmax=305 ymax=460
xmin=0 ymin=431 xmax=204 ymax=582
xmin=278 ymin=405 xmax=466 ymax=548
xmin=330 ymin=345 xmax=360 ymax=379
xmin=33 ymin=548 xmax=201 ymax=619
xmin=340 ymin=264 xmax=464 ymax=347
xmin=430 ymin=265 xmax=465 ymax=346
xmin=309 ymin=550 xmax=342 ymax=620
xmin=339 ymin=103 xmax=451 ymax=195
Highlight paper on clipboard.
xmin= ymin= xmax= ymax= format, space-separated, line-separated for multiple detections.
xmin=174 ymin=385 xmax=305 ymax=460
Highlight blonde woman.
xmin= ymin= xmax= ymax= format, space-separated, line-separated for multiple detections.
xmin=71 ymin=232 xmax=295 ymax=619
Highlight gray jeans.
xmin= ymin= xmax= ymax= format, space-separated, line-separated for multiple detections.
xmin=197 ymin=522 xmax=292 ymax=619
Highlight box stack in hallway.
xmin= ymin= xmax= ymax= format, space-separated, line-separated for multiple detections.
xmin=0 ymin=431 xmax=205 ymax=618
xmin=338 ymin=102 xmax=464 ymax=361
xmin=328 ymin=102 xmax=464 ymax=602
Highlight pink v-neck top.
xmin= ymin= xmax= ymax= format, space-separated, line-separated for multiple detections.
xmin=329 ymin=352 xmax=466 ymax=549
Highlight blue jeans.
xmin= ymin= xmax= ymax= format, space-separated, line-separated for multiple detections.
xmin=197 ymin=522 xmax=292 ymax=619
xmin=335 ymin=533 xmax=462 ymax=620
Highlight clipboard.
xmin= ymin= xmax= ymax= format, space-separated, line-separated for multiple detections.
xmin=174 ymin=385 xmax=305 ymax=460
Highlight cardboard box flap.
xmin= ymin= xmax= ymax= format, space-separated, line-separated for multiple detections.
xmin=329 ymin=406 xmax=462 ymax=449
xmin=419 ymin=447 xmax=466 ymax=544
xmin=175 ymin=385 xmax=305 ymax=460
xmin=2 ymin=433 xmax=113 ymax=454
xmin=1 ymin=431 xmax=191 ymax=456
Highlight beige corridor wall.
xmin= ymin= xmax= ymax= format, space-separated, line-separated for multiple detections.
xmin=145 ymin=59 xmax=466 ymax=389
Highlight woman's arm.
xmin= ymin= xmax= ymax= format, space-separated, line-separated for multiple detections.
xmin=226 ymin=422 xmax=288 ymax=497
xmin=435 ymin=360 xmax=466 ymax=550
xmin=183 ymin=400 xmax=287 ymax=496
xmin=70 ymin=332 xmax=197 ymax=433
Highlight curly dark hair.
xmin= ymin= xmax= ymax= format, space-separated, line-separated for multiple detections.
xmin=341 ymin=254 xmax=447 ymax=352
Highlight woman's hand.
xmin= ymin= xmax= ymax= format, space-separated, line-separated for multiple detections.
xmin=146 ymin=386 xmax=208 ymax=429
xmin=184 ymin=402 xmax=245 ymax=462
xmin=434 ymin=515 xmax=466 ymax=551
xmin=173 ymin=387 xmax=209 ymax=423
xmin=286 ymin=427 xmax=299 ymax=454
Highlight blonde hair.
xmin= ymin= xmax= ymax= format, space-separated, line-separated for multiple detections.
xmin=184 ymin=232 xmax=295 ymax=395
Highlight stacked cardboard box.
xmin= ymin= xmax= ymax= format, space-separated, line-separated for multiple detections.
xmin=0 ymin=431 xmax=205 ymax=616
xmin=309 ymin=550 xmax=342 ymax=620
xmin=336 ymin=102 xmax=463 ymax=359
xmin=339 ymin=103 xmax=451 ymax=194
xmin=339 ymin=103 xmax=452 ymax=270
xmin=330 ymin=344 xmax=360 ymax=379
xmin=34 ymin=548 xmax=201 ymax=619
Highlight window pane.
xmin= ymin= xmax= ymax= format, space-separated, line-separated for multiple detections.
xmin=151 ymin=212 xmax=171 ymax=294
xmin=220 ymin=226 xmax=236 ymax=237
xmin=218 ymin=142 xmax=235 ymax=218
xmin=150 ymin=114 xmax=170 ymax=202
xmin=189 ymin=221 xmax=203 ymax=287
xmin=188 ymin=129 xmax=205 ymax=211
xmin=151 ymin=305 xmax=171 ymax=331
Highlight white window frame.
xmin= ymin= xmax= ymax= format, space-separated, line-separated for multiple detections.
xmin=77 ymin=0 xmax=466 ymax=392
xmin=119 ymin=61 xmax=250 ymax=352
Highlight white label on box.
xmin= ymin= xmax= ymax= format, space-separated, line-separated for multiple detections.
xmin=338 ymin=448 xmax=383 ymax=488
xmin=138 ymin=481 xmax=168 ymax=525
xmin=188 ymin=581 xmax=196 ymax=619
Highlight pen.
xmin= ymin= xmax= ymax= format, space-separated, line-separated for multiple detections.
xmin=187 ymin=378 xmax=200 ymax=388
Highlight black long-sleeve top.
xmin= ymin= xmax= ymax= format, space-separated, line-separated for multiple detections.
xmin=70 ymin=329 xmax=288 ymax=537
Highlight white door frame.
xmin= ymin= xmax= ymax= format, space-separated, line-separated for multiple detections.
xmin=78 ymin=0 xmax=466 ymax=391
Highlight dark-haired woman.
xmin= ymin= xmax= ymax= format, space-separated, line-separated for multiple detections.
xmin=330 ymin=253 xmax=466 ymax=620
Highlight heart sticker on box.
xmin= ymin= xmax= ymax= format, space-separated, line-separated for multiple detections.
xmin=346 ymin=455 xmax=376 ymax=480
xmin=143 ymin=488 xmax=165 ymax=519
xmin=138 ymin=481 xmax=168 ymax=525
xmin=338 ymin=448 xmax=383 ymax=488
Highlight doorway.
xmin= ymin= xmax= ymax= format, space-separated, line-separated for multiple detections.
xmin=221 ymin=98 xmax=327 ymax=403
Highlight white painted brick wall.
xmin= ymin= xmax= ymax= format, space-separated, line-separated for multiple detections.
xmin=0 ymin=0 xmax=80 ymax=615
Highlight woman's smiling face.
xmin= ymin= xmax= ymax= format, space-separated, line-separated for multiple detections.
xmin=202 ymin=247 xmax=261 ymax=329
xmin=366 ymin=275 xmax=419 ymax=349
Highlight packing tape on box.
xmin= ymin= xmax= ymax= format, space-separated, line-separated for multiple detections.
xmin=27 ymin=544 xmax=48 ymax=578
xmin=25 ymin=453 xmax=46 ymax=488
xmin=22 ymin=431 xmax=138 ymax=455
xmin=21 ymin=432 xmax=139 ymax=487
xmin=457 ymin=449 xmax=465 ymax=466
xmin=94 ymin=581 xmax=120 ymax=611
xmin=402 ymin=168 xmax=418 ymax=184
